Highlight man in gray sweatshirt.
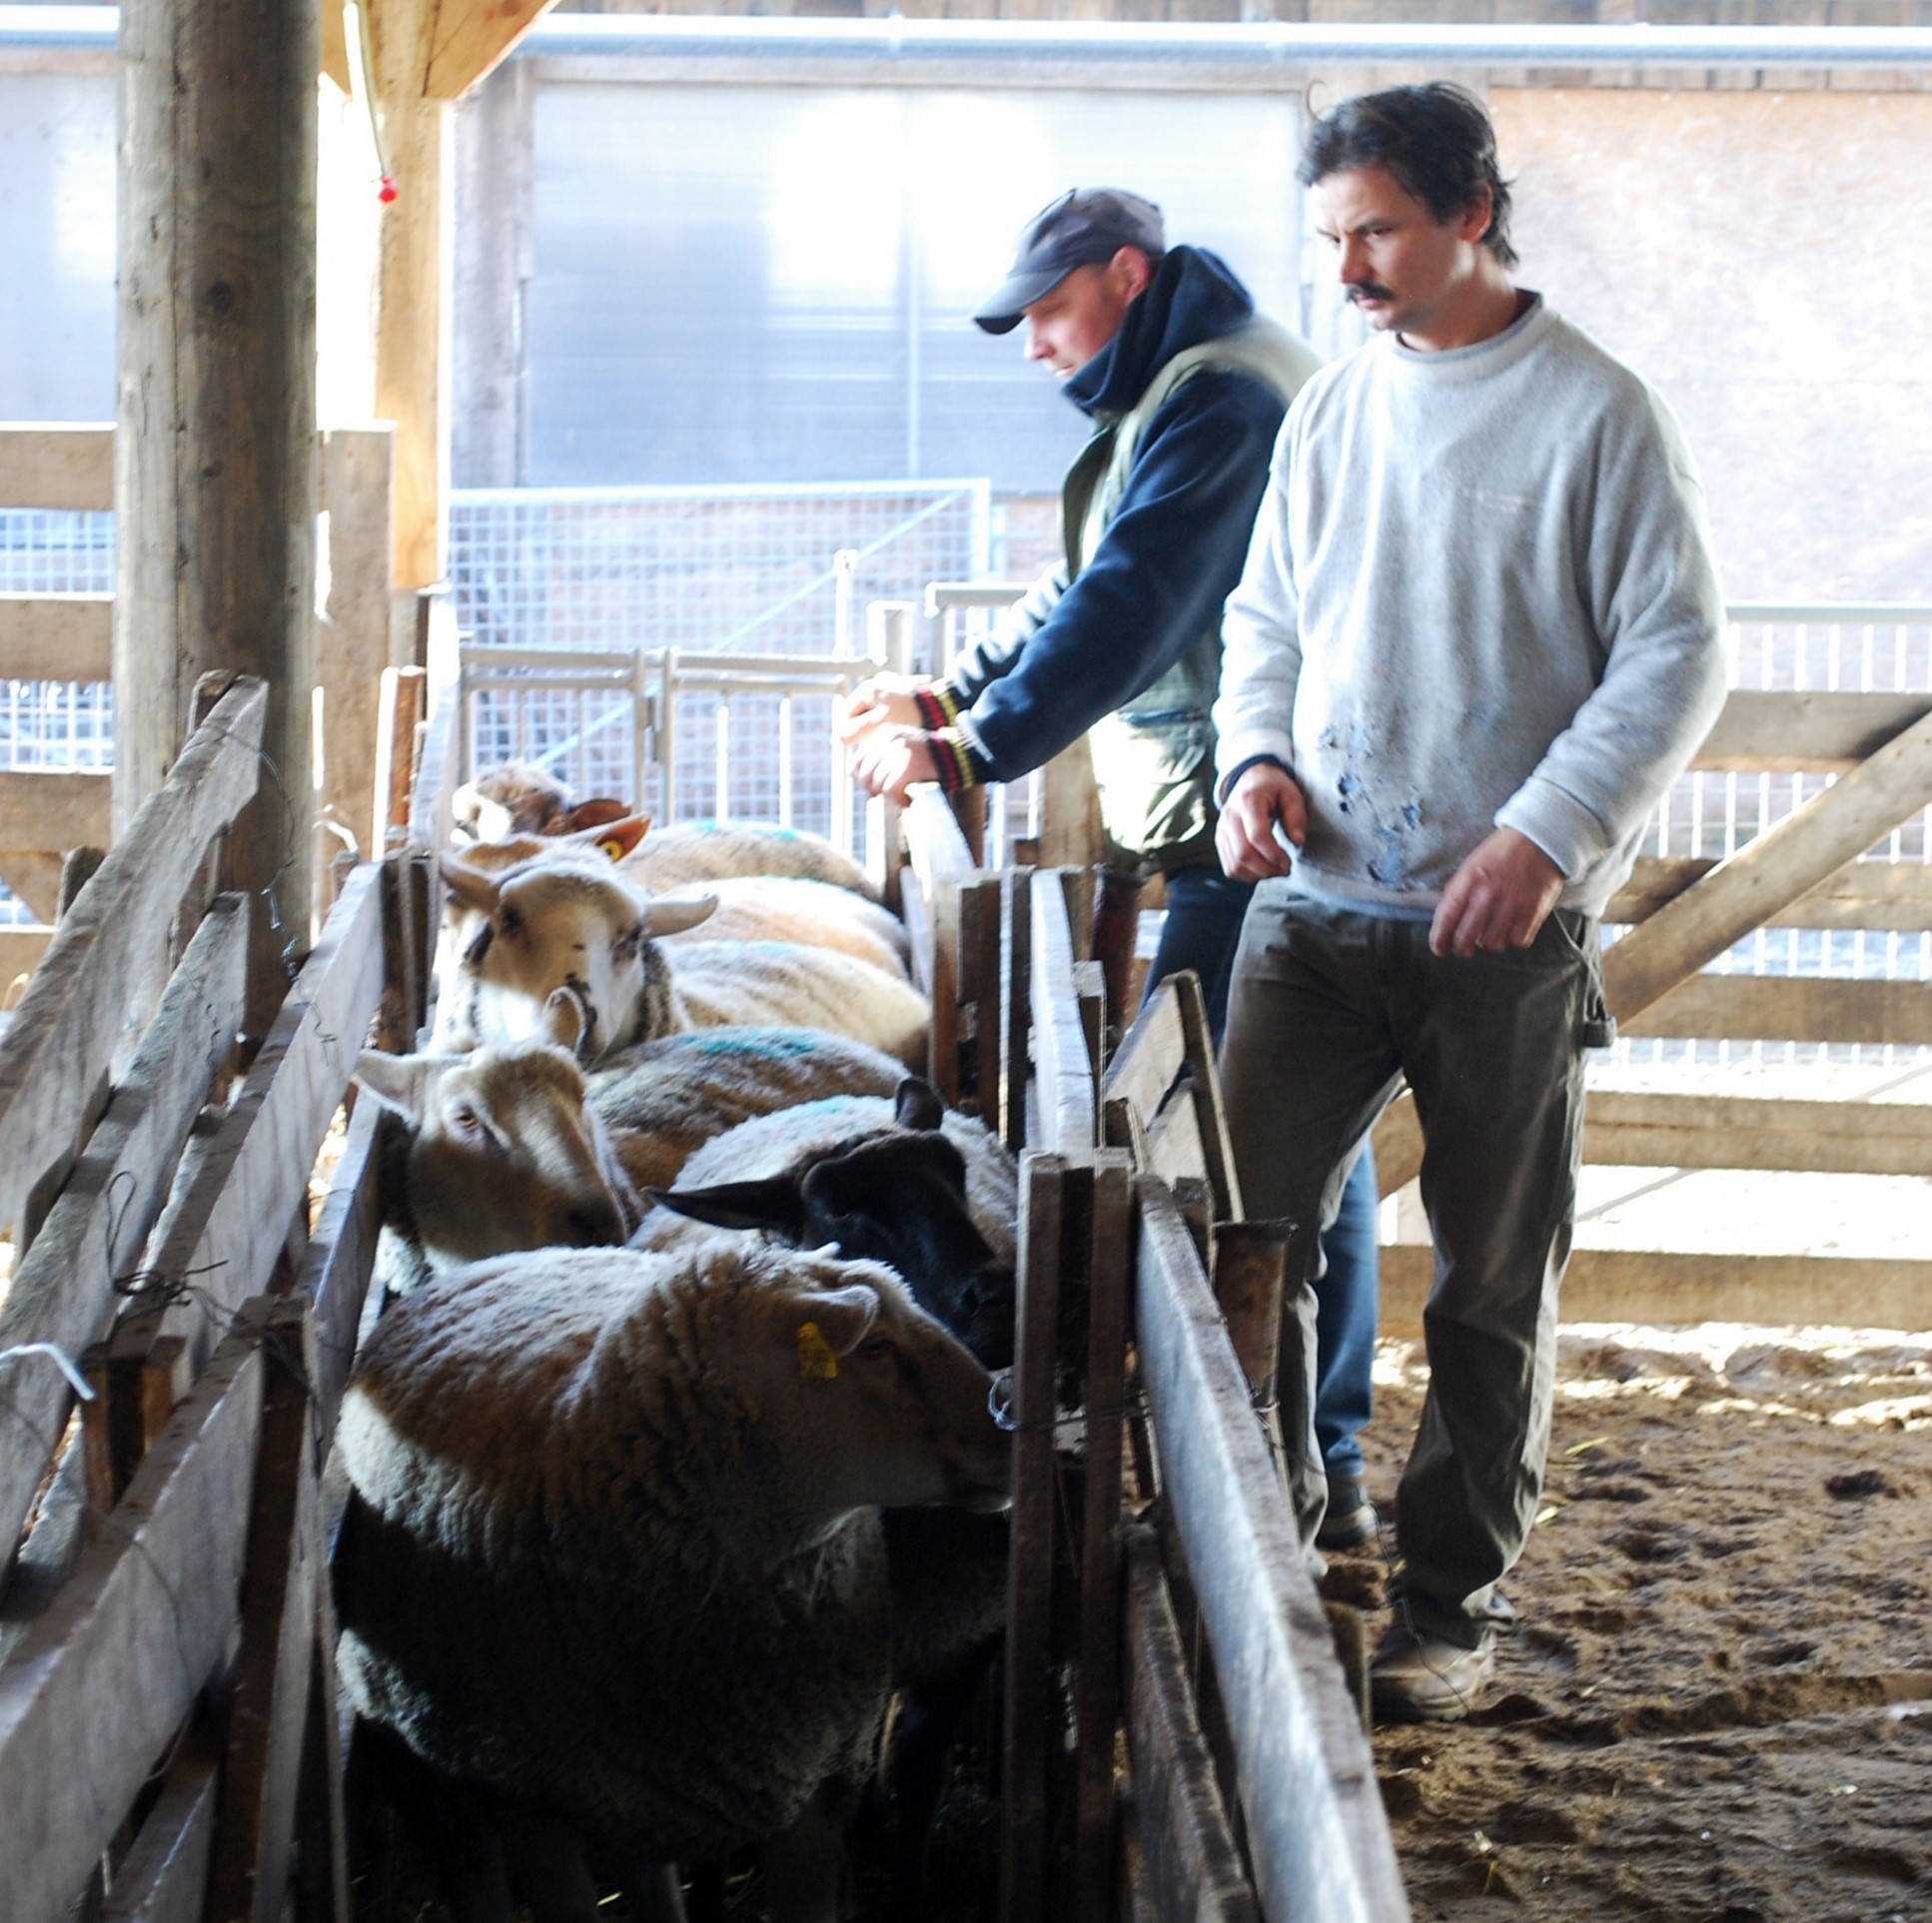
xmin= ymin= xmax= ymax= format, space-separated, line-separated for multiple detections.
xmin=1212 ymin=83 xmax=1727 ymax=1721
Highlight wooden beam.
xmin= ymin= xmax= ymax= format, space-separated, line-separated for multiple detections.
xmin=1621 ymin=973 xmax=1932 ymax=1046
xmin=1381 ymin=1244 xmax=1932 ymax=1336
xmin=0 ymin=897 xmax=247 ymax=1568
xmin=1582 ymin=1089 xmax=1932 ymax=1176
xmin=1122 ymin=1528 xmax=1259 ymax=1923
xmin=1000 ymin=1151 xmax=1067 ymax=1923
xmin=319 ymin=426 xmax=398 ymax=858
xmin=116 ymin=0 xmax=320 ymax=1023
xmin=1134 ymin=1179 xmax=1410 ymax=1923
xmin=0 ymin=594 xmax=113 ymax=681
xmin=0 ymin=424 xmax=113 ymax=510
xmin=1604 ymin=704 xmax=1932 ymax=1022
xmin=371 ymin=0 xmax=453 ymax=588
xmin=426 ymin=0 xmax=563 ymax=100
xmin=320 ymin=0 xmax=351 ymax=94
xmin=0 ymin=1313 xmax=269 ymax=1923
xmin=294 ymin=1091 xmax=385 ymax=1444
xmin=130 ymin=861 xmax=387 ymax=1376
xmin=99 ymin=1746 xmax=220 ymax=1923
xmin=1038 ymin=733 xmax=1104 ymax=871
xmin=1693 ymin=688 xmax=1932 ymax=774
xmin=1608 ymin=854 xmax=1932 ymax=932
xmin=0 ymin=678 xmax=264 ymax=1248
xmin=0 ymin=771 xmax=110 ymax=853
xmin=1031 ymin=872 xmax=1097 ymax=1154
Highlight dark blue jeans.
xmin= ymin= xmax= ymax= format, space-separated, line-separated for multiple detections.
xmin=1146 ymin=866 xmax=1379 ymax=1483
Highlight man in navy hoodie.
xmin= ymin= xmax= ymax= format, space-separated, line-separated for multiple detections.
xmin=842 ymin=189 xmax=1383 ymax=1554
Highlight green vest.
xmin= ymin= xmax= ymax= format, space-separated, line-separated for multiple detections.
xmin=1067 ymin=317 xmax=1321 ymax=869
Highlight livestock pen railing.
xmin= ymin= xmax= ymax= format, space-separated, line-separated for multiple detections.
xmin=897 ymin=803 xmax=1406 ymax=1923
xmin=0 ymin=669 xmax=446 ymax=1923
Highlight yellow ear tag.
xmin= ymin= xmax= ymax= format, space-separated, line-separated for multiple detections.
xmin=597 ymin=836 xmax=626 ymax=860
xmin=797 ymin=1321 xmax=839 ymax=1380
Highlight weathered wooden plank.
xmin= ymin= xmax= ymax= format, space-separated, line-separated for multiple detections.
xmin=1608 ymin=854 xmax=1932 ymax=932
xmin=1123 ymin=1527 xmax=1260 ymax=1923
xmin=1605 ymin=704 xmax=1932 ymax=1021
xmin=0 ymin=423 xmax=114 ymax=510
xmin=1135 ymin=1179 xmax=1410 ymax=1923
xmin=1381 ymin=1244 xmax=1932 ymax=1336
xmin=0 ymin=1313 xmax=268 ymax=1923
xmin=927 ymin=876 xmax=963 ymax=1107
xmin=1173 ymin=970 xmax=1242 ymax=1222
xmin=968 ymin=875 xmax=1003 ymax=1128
xmin=1030 ymin=873 xmax=1097 ymax=1154
xmin=1000 ymin=1152 xmax=1067 ymax=1923
xmin=903 ymin=784 xmax=977 ymax=883
xmin=1622 ymin=973 xmax=1932 ymax=1047
xmin=1583 ymin=1089 xmax=1932 ymax=1176
xmin=0 ymin=678 xmax=265 ymax=1242
xmin=1073 ymin=1152 xmax=1135 ymax=1923
xmin=0 ymin=769 xmax=111 ymax=853
xmin=207 ymin=1301 xmax=321 ymax=1923
xmin=0 ymin=594 xmax=113 ymax=681
xmin=373 ymin=665 xmax=426 ymax=856
xmin=1104 ymin=973 xmax=1187 ymax=1138
xmin=319 ymin=427 xmax=397 ymax=861
xmin=1003 ymin=865 xmax=1032 ymax=1153
xmin=129 ymin=860 xmax=385 ymax=1376
xmin=425 ymin=0 xmax=562 ymax=100
xmin=99 ymin=1747 xmax=220 ymax=1923
xmin=295 ymin=1091 xmax=384 ymax=1445
xmin=1692 ymin=688 xmax=1932 ymax=774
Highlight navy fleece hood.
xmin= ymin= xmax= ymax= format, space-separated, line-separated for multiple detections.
xmin=1064 ymin=246 xmax=1257 ymax=418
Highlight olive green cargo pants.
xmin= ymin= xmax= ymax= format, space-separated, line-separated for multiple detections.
xmin=1219 ymin=885 xmax=1604 ymax=1648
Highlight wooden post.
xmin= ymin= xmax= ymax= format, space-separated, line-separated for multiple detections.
xmin=372 ymin=0 xmax=454 ymax=590
xmin=115 ymin=0 xmax=320 ymax=1038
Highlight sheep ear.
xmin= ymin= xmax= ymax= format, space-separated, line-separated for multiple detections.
xmin=354 ymin=1050 xmax=436 ymax=1120
xmin=795 ymin=1284 xmax=881 ymax=1359
xmin=559 ymin=797 xmax=643 ymax=838
xmin=649 ymin=1176 xmax=808 ymax=1243
xmin=646 ymin=893 xmax=718 ymax=937
xmin=439 ymin=855 xmax=501 ymax=917
xmin=893 ymin=1076 xmax=945 ymax=1133
xmin=554 ymin=810 xmax=649 ymax=863
xmin=541 ymin=988 xmax=588 ymax=1058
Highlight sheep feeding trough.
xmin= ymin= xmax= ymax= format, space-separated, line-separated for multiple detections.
xmin=0 ymin=681 xmax=1403 ymax=1922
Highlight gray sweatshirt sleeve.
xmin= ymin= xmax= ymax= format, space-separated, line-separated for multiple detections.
xmin=1211 ymin=417 xmax=1304 ymax=799
xmin=1494 ymin=390 xmax=1728 ymax=878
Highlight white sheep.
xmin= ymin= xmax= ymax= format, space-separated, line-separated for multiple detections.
xmin=432 ymin=854 xmax=929 ymax=1070
xmin=334 ymin=1241 xmax=1010 ymax=1923
xmin=586 ymin=1025 xmax=905 ymax=1194
xmin=353 ymin=1027 xmax=645 ymax=1295
xmin=622 ymin=819 xmax=879 ymax=901
xmin=653 ymin=874 xmax=910 ymax=981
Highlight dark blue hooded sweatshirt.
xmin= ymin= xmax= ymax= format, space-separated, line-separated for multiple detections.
xmin=937 ymin=246 xmax=1300 ymax=813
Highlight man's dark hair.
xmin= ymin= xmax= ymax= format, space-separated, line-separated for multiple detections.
xmin=1300 ymin=82 xmax=1517 ymax=269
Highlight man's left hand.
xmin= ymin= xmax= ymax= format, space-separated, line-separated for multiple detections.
xmin=851 ymin=726 xmax=940 ymax=804
xmin=1430 ymin=828 xmax=1565 ymax=958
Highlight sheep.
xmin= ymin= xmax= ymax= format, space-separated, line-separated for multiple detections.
xmin=432 ymin=853 xmax=930 ymax=1070
xmin=452 ymin=761 xmax=632 ymax=842
xmin=637 ymin=1078 xmax=1016 ymax=1371
xmin=353 ymin=1024 xmax=645 ymax=1297
xmin=334 ymin=1241 xmax=1011 ymax=1923
xmin=585 ymin=1025 xmax=905 ymax=1194
xmin=653 ymin=874 xmax=911 ymax=981
xmin=622 ymin=819 xmax=879 ymax=902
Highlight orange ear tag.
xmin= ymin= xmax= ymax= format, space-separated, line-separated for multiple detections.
xmin=796 ymin=1321 xmax=839 ymax=1380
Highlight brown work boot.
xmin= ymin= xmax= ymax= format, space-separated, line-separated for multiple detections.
xmin=1368 ymin=1620 xmax=1496 ymax=1723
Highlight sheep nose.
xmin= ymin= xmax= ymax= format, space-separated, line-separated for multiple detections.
xmin=563 ymin=1199 xmax=626 ymax=1248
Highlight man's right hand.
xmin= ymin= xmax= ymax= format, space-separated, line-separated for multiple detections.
xmin=837 ymin=672 xmax=928 ymax=744
xmin=1216 ymin=762 xmax=1307 ymax=882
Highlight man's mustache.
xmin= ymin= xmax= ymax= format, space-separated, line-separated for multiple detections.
xmin=1347 ymin=283 xmax=1396 ymax=305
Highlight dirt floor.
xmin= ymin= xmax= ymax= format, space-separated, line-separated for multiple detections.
xmin=1339 ymin=1323 xmax=1932 ymax=1923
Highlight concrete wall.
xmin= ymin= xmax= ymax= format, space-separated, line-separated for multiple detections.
xmin=1491 ymin=87 xmax=1932 ymax=599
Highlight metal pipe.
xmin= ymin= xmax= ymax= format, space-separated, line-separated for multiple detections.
xmin=518 ymin=13 xmax=1932 ymax=70
xmin=3 ymin=9 xmax=1928 ymax=70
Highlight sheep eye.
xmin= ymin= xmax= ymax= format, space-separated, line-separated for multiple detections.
xmin=449 ymin=1104 xmax=484 ymax=1136
xmin=498 ymin=905 xmax=523 ymax=935
xmin=855 ymin=1336 xmax=892 ymax=1362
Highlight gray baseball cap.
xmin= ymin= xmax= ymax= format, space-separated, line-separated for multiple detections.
xmin=973 ymin=188 xmax=1166 ymax=336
